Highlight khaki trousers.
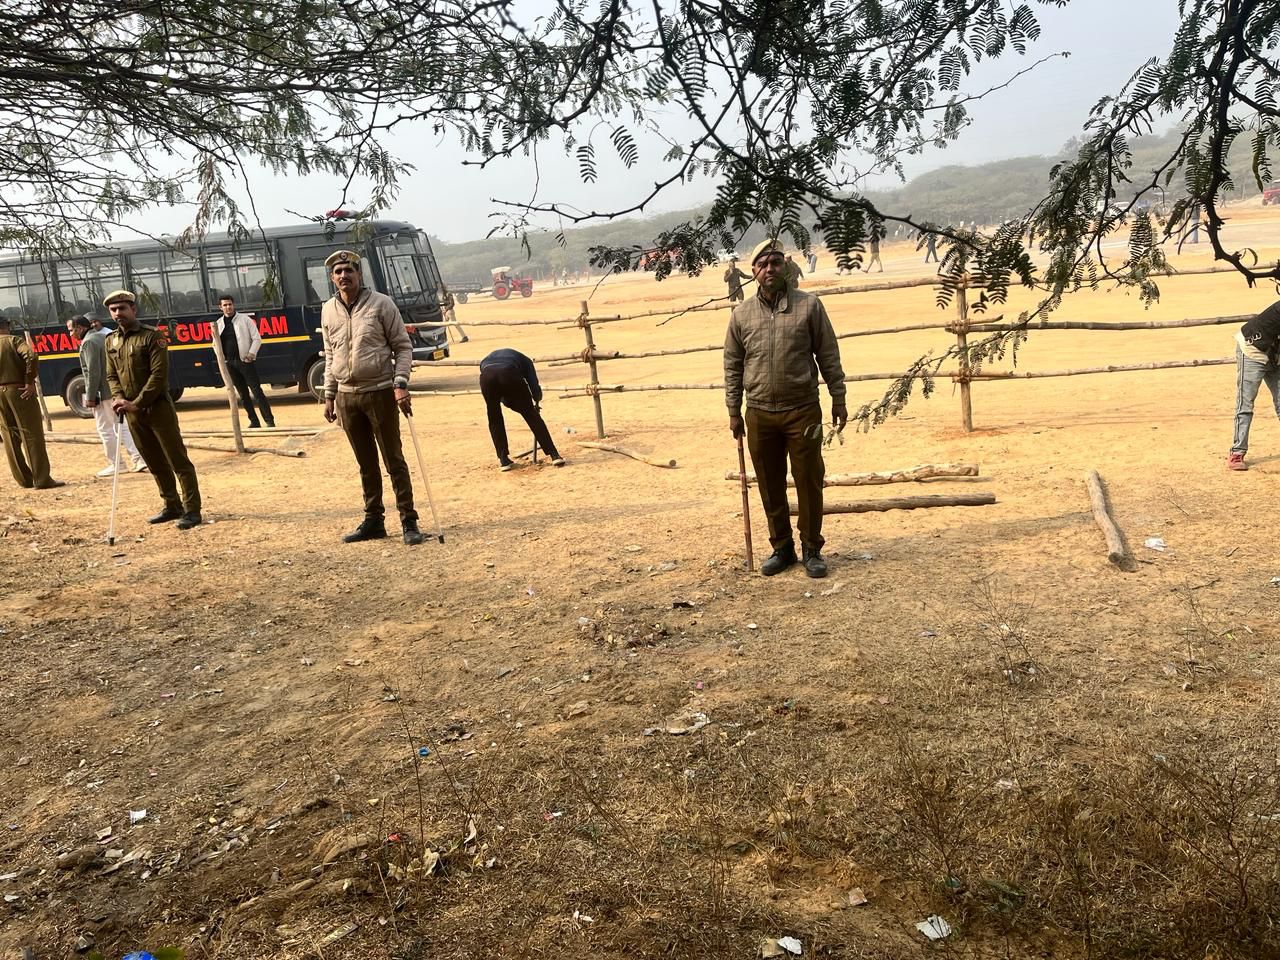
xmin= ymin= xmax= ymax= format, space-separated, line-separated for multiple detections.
xmin=745 ymin=403 xmax=826 ymax=552
xmin=0 ymin=386 xmax=52 ymax=488
xmin=127 ymin=399 xmax=201 ymax=512
xmin=337 ymin=388 xmax=418 ymax=525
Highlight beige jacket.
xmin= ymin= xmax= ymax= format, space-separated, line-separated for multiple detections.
xmin=320 ymin=288 xmax=412 ymax=398
xmin=723 ymin=288 xmax=846 ymax=414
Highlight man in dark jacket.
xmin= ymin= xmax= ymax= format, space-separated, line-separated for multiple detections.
xmin=479 ymin=348 xmax=565 ymax=471
xmin=1228 ymin=300 xmax=1280 ymax=470
xmin=724 ymin=240 xmax=846 ymax=578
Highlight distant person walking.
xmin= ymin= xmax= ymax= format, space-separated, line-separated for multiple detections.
xmin=214 ymin=295 xmax=275 ymax=429
xmin=806 ymin=251 xmax=818 ymax=273
xmin=724 ymin=240 xmax=847 ymax=579
xmin=865 ymin=231 xmax=883 ymax=272
xmin=923 ymin=231 xmax=939 ymax=263
xmin=103 ymin=290 xmax=201 ymax=527
xmin=723 ymin=259 xmax=750 ymax=302
xmin=439 ymin=285 xmax=468 ymax=342
xmin=479 ymin=348 xmax=565 ymax=471
xmin=1227 ymin=300 xmax=1280 ymax=470
xmin=320 ymin=250 xmax=424 ymax=545
xmin=0 ymin=316 xmax=61 ymax=490
xmin=68 ymin=314 xmax=145 ymax=478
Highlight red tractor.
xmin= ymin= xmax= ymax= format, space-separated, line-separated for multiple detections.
xmin=491 ymin=266 xmax=534 ymax=300
xmin=1263 ymin=186 xmax=1280 ymax=205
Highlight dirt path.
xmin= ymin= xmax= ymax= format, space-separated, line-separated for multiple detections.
xmin=2 ymin=204 xmax=1279 ymax=959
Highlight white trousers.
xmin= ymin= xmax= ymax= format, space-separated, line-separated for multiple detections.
xmin=92 ymin=402 xmax=143 ymax=468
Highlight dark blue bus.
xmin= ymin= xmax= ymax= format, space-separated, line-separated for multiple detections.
xmin=0 ymin=219 xmax=449 ymax=416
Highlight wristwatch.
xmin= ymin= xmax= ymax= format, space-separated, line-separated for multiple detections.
xmin=393 ymin=376 xmax=408 ymax=390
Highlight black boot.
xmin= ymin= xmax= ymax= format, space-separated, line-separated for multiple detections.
xmin=148 ymin=505 xmax=183 ymax=524
xmin=761 ymin=543 xmax=797 ymax=576
xmin=802 ymin=546 xmax=828 ymax=579
xmin=402 ymin=522 xmax=425 ymax=546
xmin=343 ymin=518 xmax=387 ymax=543
xmin=175 ymin=512 xmax=202 ymax=530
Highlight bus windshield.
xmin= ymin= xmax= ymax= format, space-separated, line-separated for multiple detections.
xmin=376 ymin=234 xmax=436 ymax=304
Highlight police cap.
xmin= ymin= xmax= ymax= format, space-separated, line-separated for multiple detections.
xmin=102 ymin=289 xmax=137 ymax=307
xmin=324 ymin=250 xmax=362 ymax=270
xmin=749 ymin=239 xmax=783 ymax=265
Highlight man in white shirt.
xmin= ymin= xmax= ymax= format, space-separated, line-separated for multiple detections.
xmin=67 ymin=315 xmax=146 ymax=477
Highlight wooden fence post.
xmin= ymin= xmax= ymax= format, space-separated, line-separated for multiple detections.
xmin=954 ymin=275 xmax=974 ymax=433
xmin=207 ymin=319 xmax=246 ymax=454
xmin=579 ymin=299 xmax=606 ymax=439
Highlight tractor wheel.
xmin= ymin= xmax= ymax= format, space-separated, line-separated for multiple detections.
xmin=519 ymin=282 xmax=533 ymax=297
xmin=493 ymin=282 xmax=510 ymax=300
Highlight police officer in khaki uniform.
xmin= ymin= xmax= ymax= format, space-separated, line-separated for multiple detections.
xmin=319 ymin=251 xmax=424 ymax=546
xmin=0 ymin=316 xmax=62 ymax=489
xmin=102 ymin=290 xmax=202 ymax=529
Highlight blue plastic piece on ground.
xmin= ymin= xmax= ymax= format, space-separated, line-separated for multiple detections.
xmin=418 ymin=746 xmax=431 ymax=757
xmin=123 ymin=953 xmax=157 ymax=960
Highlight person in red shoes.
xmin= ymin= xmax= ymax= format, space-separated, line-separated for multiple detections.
xmin=1228 ymin=301 xmax=1280 ymax=470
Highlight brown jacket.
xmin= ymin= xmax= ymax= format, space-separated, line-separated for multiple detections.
xmin=105 ymin=325 xmax=170 ymax=410
xmin=320 ymin=288 xmax=412 ymax=398
xmin=724 ymin=288 xmax=846 ymax=414
xmin=0 ymin=335 xmax=36 ymax=385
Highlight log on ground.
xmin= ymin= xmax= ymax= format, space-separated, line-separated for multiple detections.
xmin=792 ymin=492 xmax=995 ymax=514
xmin=727 ymin=462 xmax=979 ymax=486
xmin=1084 ymin=470 xmax=1136 ymax=571
xmin=577 ymin=441 xmax=676 ymax=468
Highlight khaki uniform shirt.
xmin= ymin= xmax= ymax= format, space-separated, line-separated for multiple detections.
xmin=0 ymin=335 xmax=36 ymax=384
xmin=320 ymin=288 xmax=412 ymax=399
xmin=105 ymin=325 xmax=170 ymax=410
xmin=724 ymin=288 xmax=846 ymax=414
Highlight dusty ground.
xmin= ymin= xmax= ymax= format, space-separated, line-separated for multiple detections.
xmin=2 ymin=204 xmax=1280 ymax=960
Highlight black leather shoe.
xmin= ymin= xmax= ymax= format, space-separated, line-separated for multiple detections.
xmin=148 ymin=506 xmax=183 ymax=524
xmin=343 ymin=519 xmax=387 ymax=543
xmin=761 ymin=543 xmax=797 ymax=576
xmin=175 ymin=512 xmax=202 ymax=530
xmin=402 ymin=524 xmax=425 ymax=546
xmin=802 ymin=546 xmax=828 ymax=579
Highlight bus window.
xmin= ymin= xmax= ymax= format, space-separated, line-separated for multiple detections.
xmin=163 ymin=251 xmax=205 ymax=315
xmin=376 ymin=235 xmax=433 ymax=302
xmin=54 ymin=256 xmax=122 ymax=320
xmin=127 ymin=252 xmax=166 ymax=315
xmin=205 ymin=247 xmax=278 ymax=309
xmin=304 ymin=259 xmax=334 ymax=304
xmin=0 ymin=263 xmax=54 ymax=327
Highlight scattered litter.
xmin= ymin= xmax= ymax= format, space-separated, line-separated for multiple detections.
xmin=995 ymin=778 xmax=1019 ymax=791
xmin=300 ymin=657 xmax=314 ymax=667
xmin=1161 ymin=662 xmax=1180 ymax=677
xmin=777 ymin=936 xmax=803 ymax=954
xmin=16 ymin=756 xmax=30 ymax=767
xmin=916 ymin=915 xmax=952 ymax=940
xmin=0 ymin=871 xmax=16 ymax=881
xmin=920 ymin=629 xmax=937 ymax=638
xmin=625 ymin=544 xmax=643 ymax=553
xmin=417 ymin=746 xmax=431 ymax=758
xmin=672 ymin=599 xmax=695 ymax=609
xmin=128 ymin=809 xmax=147 ymax=825
xmin=464 ymin=817 xmax=478 ymax=846
xmin=657 ymin=709 xmax=710 ymax=736
xmin=1271 ymin=577 xmax=1280 ymax=586
xmin=854 ymin=553 xmax=874 ymax=561
xmin=566 ymin=700 xmax=590 ymax=719
xmin=847 ymin=887 xmax=868 ymax=906
xmin=820 ymin=581 xmax=844 ymax=597
xmin=4 ymin=893 xmax=19 ymax=903
xmin=564 ymin=426 xmax=576 ymax=434
xmin=572 ymin=908 xmax=595 ymax=923
xmin=577 ymin=616 xmax=594 ymax=627
xmin=747 ymin=622 xmax=758 ymax=630
xmin=544 ymin=810 xmax=564 ymax=821
xmin=95 ymin=827 xmax=112 ymax=841
xmin=343 ymin=658 xmax=364 ymax=667
xmin=760 ymin=936 xmax=803 ymax=957
xmin=525 ymin=585 xmax=535 ymax=596
xmin=320 ymin=921 xmax=359 ymax=946
xmin=1144 ymin=537 xmax=1167 ymax=552
xmin=495 ymin=665 xmax=516 ymax=679
xmin=653 ymin=561 xmax=677 ymax=573
xmin=75 ymin=934 xmax=95 ymax=952
xmin=694 ymin=681 xmax=704 ymax=690
xmin=484 ymin=561 xmax=495 ymax=568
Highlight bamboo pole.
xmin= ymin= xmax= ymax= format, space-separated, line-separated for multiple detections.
xmin=955 ymin=277 xmax=974 ymax=432
xmin=728 ymin=463 xmax=980 ymax=486
xmin=413 ymin=351 xmax=582 ymax=368
xmin=44 ymin=435 xmax=305 ymax=457
xmin=207 ymin=323 xmax=245 ymax=454
xmin=407 ymin=388 xmax=487 ymax=397
xmin=22 ymin=330 xmax=52 ymax=431
xmin=580 ymin=300 xmax=606 ymax=438
xmin=962 ymin=357 xmax=1233 ymax=379
xmin=1084 ymin=469 xmax=1134 ymax=571
xmin=796 ymin=492 xmax=996 ymax=514
xmin=577 ymin=440 xmax=675 ymax=468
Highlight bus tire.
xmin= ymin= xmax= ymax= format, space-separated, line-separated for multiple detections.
xmin=169 ymin=386 xmax=185 ymax=403
xmin=305 ymin=357 xmax=326 ymax=401
xmin=64 ymin=374 xmax=93 ymax=419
